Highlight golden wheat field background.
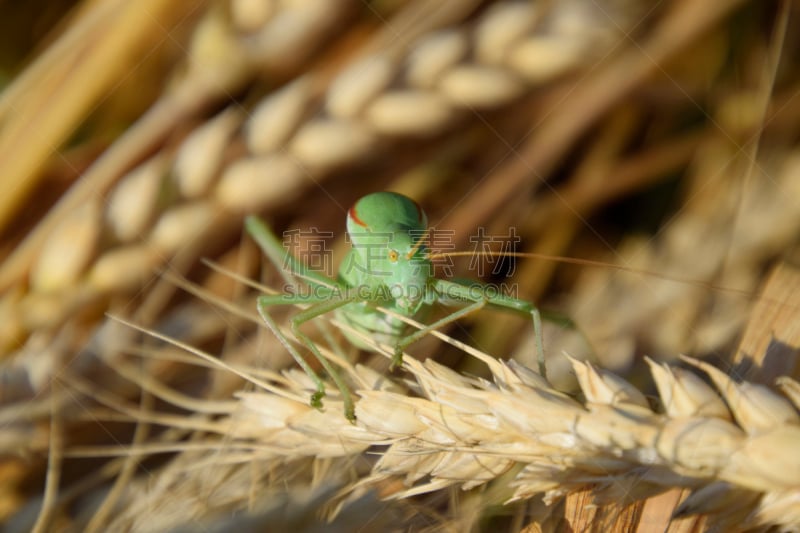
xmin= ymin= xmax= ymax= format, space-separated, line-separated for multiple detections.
xmin=0 ymin=1 xmax=799 ymax=531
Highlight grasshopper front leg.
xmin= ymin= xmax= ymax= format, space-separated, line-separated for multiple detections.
xmin=257 ymin=292 xmax=364 ymax=421
xmin=391 ymin=279 xmax=548 ymax=378
xmin=248 ymin=215 xmax=362 ymax=420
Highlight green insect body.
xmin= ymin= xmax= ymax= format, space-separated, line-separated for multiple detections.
xmin=246 ymin=191 xmax=545 ymax=421
xmin=336 ymin=193 xmax=434 ymax=350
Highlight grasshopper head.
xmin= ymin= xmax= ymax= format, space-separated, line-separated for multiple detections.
xmin=346 ymin=192 xmax=432 ymax=310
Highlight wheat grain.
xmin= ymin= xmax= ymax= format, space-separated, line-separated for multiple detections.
xmin=508 ymin=34 xmax=587 ymax=82
xmin=216 ymin=153 xmax=306 ymax=211
xmin=149 ymin=202 xmax=217 ymax=254
xmin=325 ymin=54 xmax=396 ymax=119
xmin=405 ymin=29 xmax=468 ymax=89
xmin=106 ymin=155 xmax=168 ymax=242
xmin=243 ymin=0 xmax=350 ymax=69
xmin=245 ymin=77 xmax=312 ymax=154
xmin=287 ymin=118 xmax=377 ymax=168
xmin=439 ymin=65 xmax=525 ymax=108
xmin=366 ymin=90 xmax=456 ymax=136
xmin=88 ymin=244 xmax=161 ymax=292
xmin=687 ymin=356 xmax=800 ymax=433
xmin=29 ymin=201 xmax=101 ymax=293
xmin=473 ymin=1 xmax=538 ymax=65
xmin=173 ymin=108 xmax=242 ymax=199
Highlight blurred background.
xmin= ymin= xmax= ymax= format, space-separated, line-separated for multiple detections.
xmin=0 ymin=0 xmax=798 ymax=530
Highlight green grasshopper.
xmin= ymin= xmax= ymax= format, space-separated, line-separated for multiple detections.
xmin=246 ymin=191 xmax=553 ymax=421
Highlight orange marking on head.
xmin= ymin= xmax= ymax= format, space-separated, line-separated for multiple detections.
xmin=348 ymin=205 xmax=368 ymax=228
